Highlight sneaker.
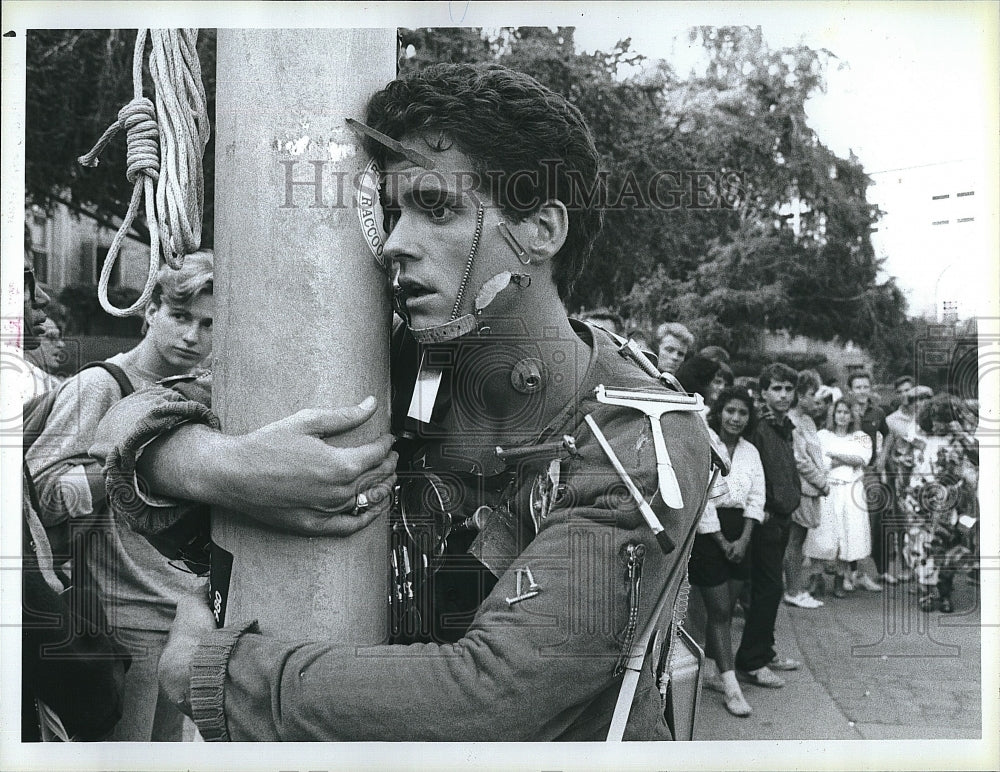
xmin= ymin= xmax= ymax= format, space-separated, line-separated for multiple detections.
xmin=857 ymin=574 xmax=883 ymax=592
xmin=842 ymin=574 xmax=855 ymax=592
xmin=738 ymin=666 xmax=785 ymax=688
xmin=724 ymin=690 xmax=752 ymax=717
xmin=768 ymin=656 xmax=801 ymax=671
xmin=784 ymin=592 xmax=824 ymax=609
xmin=703 ymin=674 xmax=726 ymax=694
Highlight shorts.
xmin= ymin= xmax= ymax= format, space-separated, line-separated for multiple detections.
xmin=688 ymin=507 xmax=752 ymax=586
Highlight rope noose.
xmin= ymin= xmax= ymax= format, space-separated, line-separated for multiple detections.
xmin=78 ymin=29 xmax=210 ymax=317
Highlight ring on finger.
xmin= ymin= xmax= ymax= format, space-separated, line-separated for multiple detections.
xmin=353 ymin=491 xmax=370 ymax=516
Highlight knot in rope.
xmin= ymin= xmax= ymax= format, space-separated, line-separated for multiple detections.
xmin=77 ymin=29 xmax=209 ymax=317
xmin=120 ymin=98 xmax=160 ymax=184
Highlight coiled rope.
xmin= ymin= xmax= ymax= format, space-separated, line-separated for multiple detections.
xmin=78 ymin=29 xmax=210 ymax=317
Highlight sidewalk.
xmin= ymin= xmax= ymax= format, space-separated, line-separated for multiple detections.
xmin=693 ymin=603 xmax=861 ymax=740
xmin=692 ymin=579 xmax=982 ymax=740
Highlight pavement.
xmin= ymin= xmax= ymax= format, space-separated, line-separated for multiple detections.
xmin=691 ymin=575 xmax=983 ymax=741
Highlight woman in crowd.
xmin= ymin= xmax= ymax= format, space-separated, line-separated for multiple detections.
xmin=676 ymin=355 xmax=728 ymax=411
xmin=784 ymin=369 xmax=829 ymax=609
xmin=689 ymin=386 xmax=766 ymax=717
xmin=803 ymin=396 xmax=876 ymax=598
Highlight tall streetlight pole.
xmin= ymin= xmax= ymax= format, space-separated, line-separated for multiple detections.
xmin=211 ymin=29 xmax=394 ymax=641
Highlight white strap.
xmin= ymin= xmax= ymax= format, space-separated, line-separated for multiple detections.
xmin=606 ymin=466 xmax=719 ymax=741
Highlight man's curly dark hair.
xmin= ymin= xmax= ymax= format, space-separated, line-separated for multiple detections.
xmin=364 ymin=63 xmax=604 ymax=298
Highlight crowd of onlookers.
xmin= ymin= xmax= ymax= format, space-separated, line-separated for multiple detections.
xmin=580 ymin=309 xmax=982 ymax=719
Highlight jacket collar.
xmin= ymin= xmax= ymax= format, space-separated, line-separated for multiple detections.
xmin=759 ymin=404 xmax=794 ymax=432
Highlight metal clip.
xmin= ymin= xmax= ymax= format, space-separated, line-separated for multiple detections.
xmin=497 ymin=221 xmax=530 ymax=264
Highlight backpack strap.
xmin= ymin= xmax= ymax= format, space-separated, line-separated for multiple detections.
xmin=22 ymin=361 xmax=134 ymax=485
xmin=606 ymin=461 xmax=723 ymax=742
xmin=78 ymin=362 xmax=134 ymax=399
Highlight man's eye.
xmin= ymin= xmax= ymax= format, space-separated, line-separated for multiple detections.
xmin=428 ymin=206 xmax=450 ymax=223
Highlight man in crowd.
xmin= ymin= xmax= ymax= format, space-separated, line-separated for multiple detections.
xmin=91 ymin=63 xmax=717 ymax=741
xmin=656 ymin=321 xmax=694 ymax=375
xmin=734 ymin=363 xmax=802 ymax=688
xmin=893 ymin=375 xmax=916 ymax=407
xmin=580 ymin=307 xmax=624 ymax=337
xmin=24 ymin=316 xmax=65 ymax=395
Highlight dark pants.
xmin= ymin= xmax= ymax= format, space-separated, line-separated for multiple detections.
xmin=864 ymin=467 xmax=888 ymax=574
xmin=735 ymin=515 xmax=791 ymax=672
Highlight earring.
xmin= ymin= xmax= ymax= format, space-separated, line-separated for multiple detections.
xmin=496 ymin=221 xmax=531 ymax=265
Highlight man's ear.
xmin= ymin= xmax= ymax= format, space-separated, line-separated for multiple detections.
xmin=526 ymin=199 xmax=569 ymax=264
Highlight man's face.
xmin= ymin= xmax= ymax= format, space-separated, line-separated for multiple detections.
xmin=144 ymin=294 xmax=215 ymax=370
xmin=657 ymin=335 xmax=687 ymax=374
xmin=797 ymin=387 xmax=818 ymax=415
xmin=382 ymin=140 xmax=528 ymax=332
xmin=762 ymin=380 xmax=795 ymax=416
xmin=23 ymin=255 xmax=49 ymax=351
xmin=896 ymin=379 xmax=915 ymax=402
xmin=37 ymin=319 xmax=65 ymax=367
xmin=850 ymin=376 xmax=871 ymax=404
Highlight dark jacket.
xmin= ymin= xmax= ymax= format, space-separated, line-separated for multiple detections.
xmin=859 ymin=402 xmax=889 ymax=467
xmin=21 ymin=471 xmax=129 ymax=741
xmin=750 ymin=406 xmax=801 ymax=518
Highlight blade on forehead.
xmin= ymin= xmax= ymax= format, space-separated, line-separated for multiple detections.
xmin=346 ymin=118 xmax=437 ymax=170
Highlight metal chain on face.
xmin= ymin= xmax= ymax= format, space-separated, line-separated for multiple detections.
xmin=450 ymin=204 xmax=485 ymax=320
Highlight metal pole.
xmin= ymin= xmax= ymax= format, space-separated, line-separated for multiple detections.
xmin=212 ymin=29 xmax=394 ymax=640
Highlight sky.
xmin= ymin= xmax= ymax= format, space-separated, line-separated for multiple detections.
xmin=572 ymin=2 xmax=997 ymax=174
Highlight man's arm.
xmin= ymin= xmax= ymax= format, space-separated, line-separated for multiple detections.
xmin=135 ymin=405 xmax=397 ymax=536
xmin=26 ymin=368 xmax=126 ymax=527
xmin=93 ymin=387 xmax=397 ymax=538
xmin=792 ymin=427 xmax=829 ymax=493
